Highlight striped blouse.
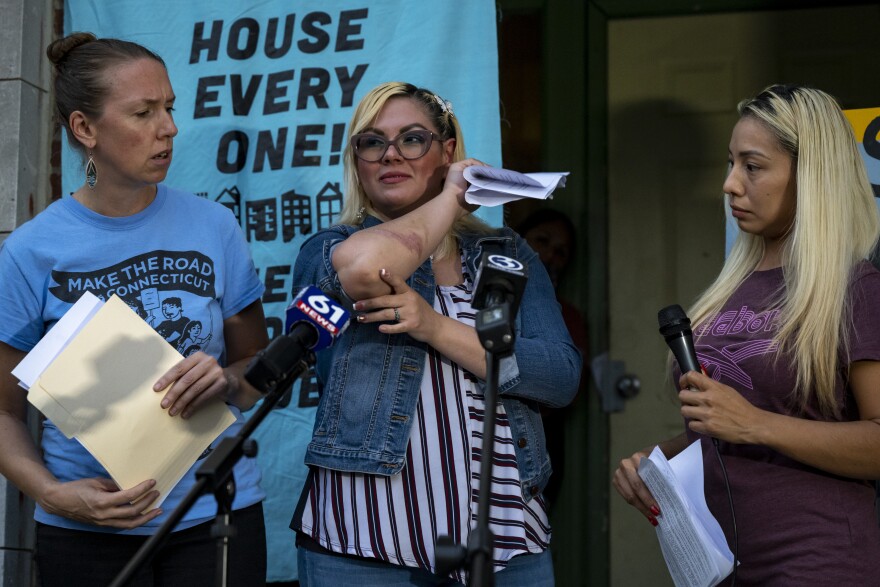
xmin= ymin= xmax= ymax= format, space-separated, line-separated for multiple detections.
xmin=296 ymin=265 xmax=550 ymax=582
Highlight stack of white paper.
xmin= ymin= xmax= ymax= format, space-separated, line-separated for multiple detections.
xmin=638 ymin=440 xmax=735 ymax=587
xmin=12 ymin=293 xmax=235 ymax=510
xmin=464 ymin=166 xmax=569 ymax=206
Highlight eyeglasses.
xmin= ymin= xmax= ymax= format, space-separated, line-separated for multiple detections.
xmin=350 ymin=129 xmax=443 ymax=162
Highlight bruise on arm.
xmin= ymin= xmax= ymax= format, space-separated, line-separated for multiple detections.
xmin=333 ymin=225 xmax=428 ymax=300
xmin=370 ymin=226 xmax=426 ymax=259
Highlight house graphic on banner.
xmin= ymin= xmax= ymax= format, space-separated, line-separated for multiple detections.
xmin=281 ymin=189 xmax=312 ymax=241
xmin=214 ymin=186 xmax=242 ymax=221
xmin=316 ymin=182 xmax=343 ymax=230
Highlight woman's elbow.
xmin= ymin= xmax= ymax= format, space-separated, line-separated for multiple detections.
xmin=333 ymin=251 xmax=390 ymax=301
xmin=554 ymin=347 xmax=583 ymax=407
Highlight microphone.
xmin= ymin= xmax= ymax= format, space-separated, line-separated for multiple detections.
xmin=245 ymin=286 xmax=351 ymax=394
xmin=657 ymin=304 xmax=701 ymax=375
xmin=472 ymin=252 xmax=527 ymax=354
xmin=658 ymin=308 xmax=733 ymax=539
xmin=471 ymin=252 xmax=527 ymax=314
xmin=284 ymin=286 xmax=350 ymax=350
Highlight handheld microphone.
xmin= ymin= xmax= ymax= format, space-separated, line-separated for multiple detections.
xmin=472 ymin=252 xmax=527 ymax=314
xmin=245 ymin=286 xmax=351 ymax=394
xmin=658 ymin=305 xmax=737 ymax=564
xmin=657 ymin=304 xmax=701 ymax=375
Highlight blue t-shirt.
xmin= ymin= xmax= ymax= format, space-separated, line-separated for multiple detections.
xmin=0 ymin=184 xmax=266 ymax=535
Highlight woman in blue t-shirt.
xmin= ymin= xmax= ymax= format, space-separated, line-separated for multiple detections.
xmin=0 ymin=32 xmax=269 ymax=586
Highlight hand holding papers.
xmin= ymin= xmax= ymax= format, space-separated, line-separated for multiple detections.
xmin=638 ymin=440 xmax=735 ymax=587
xmin=13 ymin=293 xmax=235 ymax=511
xmin=464 ymin=166 xmax=569 ymax=206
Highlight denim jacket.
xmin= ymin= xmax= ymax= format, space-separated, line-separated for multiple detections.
xmin=292 ymin=216 xmax=581 ymax=501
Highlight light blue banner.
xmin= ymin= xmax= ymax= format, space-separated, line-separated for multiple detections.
xmin=64 ymin=1 xmax=501 ymax=581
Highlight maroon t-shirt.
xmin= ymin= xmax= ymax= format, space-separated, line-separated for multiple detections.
xmin=686 ymin=261 xmax=880 ymax=585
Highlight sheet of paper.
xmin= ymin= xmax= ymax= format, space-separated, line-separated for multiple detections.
xmin=638 ymin=441 xmax=734 ymax=587
xmin=27 ymin=380 xmax=83 ymax=435
xmin=463 ymin=166 xmax=569 ymax=206
xmin=28 ymin=295 xmax=236 ymax=510
xmin=12 ymin=291 xmax=104 ymax=390
xmin=667 ymin=441 xmax=732 ymax=561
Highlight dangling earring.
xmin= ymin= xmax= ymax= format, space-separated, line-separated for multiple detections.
xmin=85 ymin=152 xmax=97 ymax=189
xmin=355 ymin=206 xmax=365 ymax=222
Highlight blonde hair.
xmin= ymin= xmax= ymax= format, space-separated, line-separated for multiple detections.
xmin=338 ymin=81 xmax=491 ymax=259
xmin=689 ymin=84 xmax=879 ymax=418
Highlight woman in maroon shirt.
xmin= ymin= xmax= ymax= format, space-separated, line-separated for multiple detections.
xmin=613 ymin=84 xmax=880 ymax=585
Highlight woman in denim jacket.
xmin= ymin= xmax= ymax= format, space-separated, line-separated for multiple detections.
xmin=291 ymin=82 xmax=581 ymax=586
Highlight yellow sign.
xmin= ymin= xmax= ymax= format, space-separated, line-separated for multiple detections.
xmin=844 ymin=107 xmax=880 ymax=198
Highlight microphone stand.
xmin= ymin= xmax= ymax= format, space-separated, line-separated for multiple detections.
xmin=435 ymin=295 xmax=516 ymax=587
xmin=109 ymin=349 xmax=315 ymax=587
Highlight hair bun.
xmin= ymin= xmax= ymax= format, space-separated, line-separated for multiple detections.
xmin=46 ymin=32 xmax=98 ymax=66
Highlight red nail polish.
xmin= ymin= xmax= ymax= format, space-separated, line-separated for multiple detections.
xmin=649 ymin=516 xmax=658 ymax=527
xmin=650 ymin=505 xmax=661 ymax=516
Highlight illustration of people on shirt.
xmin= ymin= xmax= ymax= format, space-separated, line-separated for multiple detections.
xmin=125 ymin=297 xmax=149 ymax=321
xmin=177 ymin=319 xmax=211 ymax=357
xmin=154 ymin=296 xmax=189 ymax=344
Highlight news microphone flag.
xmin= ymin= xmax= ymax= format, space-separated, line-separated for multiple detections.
xmin=285 ymin=286 xmax=351 ymax=351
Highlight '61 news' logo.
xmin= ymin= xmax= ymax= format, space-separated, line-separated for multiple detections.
xmin=287 ymin=285 xmax=351 ymax=350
